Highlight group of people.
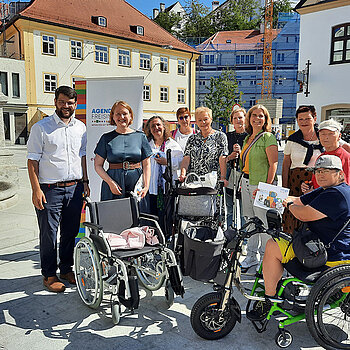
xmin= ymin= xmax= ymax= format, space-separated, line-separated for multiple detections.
xmin=27 ymin=85 xmax=350 ymax=311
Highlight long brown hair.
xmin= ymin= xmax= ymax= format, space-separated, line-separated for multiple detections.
xmin=245 ymin=104 xmax=272 ymax=135
xmin=144 ymin=116 xmax=170 ymax=142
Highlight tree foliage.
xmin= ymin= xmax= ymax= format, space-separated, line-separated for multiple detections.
xmin=154 ymin=11 xmax=182 ymax=36
xmin=204 ymin=69 xmax=243 ymax=126
xmin=261 ymin=0 xmax=294 ymax=27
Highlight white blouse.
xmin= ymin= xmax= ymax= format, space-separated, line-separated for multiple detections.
xmin=149 ymin=138 xmax=183 ymax=195
xmin=284 ymin=139 xmax=322 ymax=169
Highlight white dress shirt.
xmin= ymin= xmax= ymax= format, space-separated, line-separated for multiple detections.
xmin=27 ymin=112 xmax=87 ymax=184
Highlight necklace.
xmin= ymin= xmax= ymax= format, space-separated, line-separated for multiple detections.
xmin=304 ymin=130 xmax=315 ymax=141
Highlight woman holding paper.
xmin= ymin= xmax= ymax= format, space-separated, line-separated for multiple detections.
xmin=239 ymin=104 xmax=278 ymax=271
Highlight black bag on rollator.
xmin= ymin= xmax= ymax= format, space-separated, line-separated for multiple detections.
xmin=183 ymin=226 xmax=225 ymax=282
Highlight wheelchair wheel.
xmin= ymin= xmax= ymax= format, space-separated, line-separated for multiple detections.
xmin=135 ymin=252 xmax=165 ymax=291
xmin=74 ymin=237 xmax=103 ymax=309
xmin=275 ymin=330 xmax=293 ymax=348
xmin=306 ymin=265 xmax=350 ymax=350
xmin=165 ymin=281 xmax=174 ymax=308
xmin=190 ymin=292 xmax=238 ymax=340
xmin=111 ymin=301 xmax=121 ymax=325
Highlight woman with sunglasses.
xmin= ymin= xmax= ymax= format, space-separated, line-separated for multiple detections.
xmin=171 ymin=107 xmax=196 ymax=151
xmin=282 ymin=105 xmax=323 ymax=234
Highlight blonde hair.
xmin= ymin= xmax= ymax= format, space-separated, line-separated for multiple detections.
xmin=109 ymin=100 xmax=134 ymax=126
xmin=230 ymin=107 xmax=247 ymax=123
xmin=195 ymin=106 xmax=212 ymax=120
xmin=245 ymin=104 xmax=272 ymax=135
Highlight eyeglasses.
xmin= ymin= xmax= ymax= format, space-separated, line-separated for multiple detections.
xmin=179 ymin=115 xmax=190 ymax=121
xmin=314 ymin=169 xmax=338 ymax=175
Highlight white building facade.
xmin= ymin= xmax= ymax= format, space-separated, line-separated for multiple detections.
xmin=296 ymin=0 xmax=350 ymax=127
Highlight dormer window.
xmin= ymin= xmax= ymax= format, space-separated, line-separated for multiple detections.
xmin=130 ymin=25 xmax=144 ymax=36
xmin=226 ymin=40 xmax=231 ymax=43
xmin=91 ymin=16 xmax=107 ymax=27
xmin=98 ymin=17 xmax=107 ymax=27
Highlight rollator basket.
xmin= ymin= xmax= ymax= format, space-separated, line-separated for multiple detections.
xmin=183 ymin=226 xmax=225 ymax=281
xmin=177 ymin=187 xmax=217 ymax=217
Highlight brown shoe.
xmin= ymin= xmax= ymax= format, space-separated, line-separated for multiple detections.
xmin=60 ymin=271 xmax=76 ymax=285
xmin=43 ymin=276 xmax=66 ymax=293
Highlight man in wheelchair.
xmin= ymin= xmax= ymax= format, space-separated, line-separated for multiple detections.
xmin=247 ymin=154 xmax=350 ymax=321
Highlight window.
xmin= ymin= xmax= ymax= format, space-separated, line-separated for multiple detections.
xmin=95 ymin=44 xmax=108 ymax=63
xmin=178 ymin=59 xmax=185 ymax=75
xmin=71 ymin=40 xmax=82 ymax=59
xmin=250 ymin=55 xmax=254 ymax=64
xmin=12 ymin=73 xmax=20 ymax=97
xmin=0 ymin=72 xmax=8 ymax=96
xmin=160 ymin=86 xmax=168 ymax=102
xmin=236 ymin=56 xmax=240 ymax=64
xmin=140 ymin=53 xmax=151 ymax=70
xmin=136 ymin=26 xmax=144 ymax=35
xmin=277 ymin=53 xmax=285 ymax=62
xmin=143 ymin=85 xmax=151 ymax=101
xmin=118 ymin=49 xmax=131 ymax=67
xmin=245 ymin=55 xmax=250 ymax=64
xmin=42 ymin=35 xmax=55 ymax=55
xmin=160 ymin=56 xmax=168 ymax=72
xmin=44 ymin=74 xmax=57 ymax=93
xmin=204 ymin=54 xmax=214 ymax=64
xmin=330 ymin=23 xmax=350 ymax=64
xmin=249 ymin=97 xmax=256 ymax=107
xmin=98 ymin=16 xmax=107 ymax=27
xmin=250 ymin=80 xmax=256 ymax=85
xmin=240 ymin=55 xmax=245 ymax=64
xmin=177 ymin=88 xmax=185 ymax=103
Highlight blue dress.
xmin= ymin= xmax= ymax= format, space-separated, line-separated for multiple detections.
xmin=94 ymin=130 xmax=152 ymax=201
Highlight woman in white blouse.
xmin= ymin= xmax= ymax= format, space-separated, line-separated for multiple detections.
xmin=141 ymin=116 xmax=183 ymax=234
xmin=282 ymin=105 xmax=323 ymax=233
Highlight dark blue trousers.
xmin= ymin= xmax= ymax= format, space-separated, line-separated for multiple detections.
xmin=36 ymin=182 xmax=83 ymax=278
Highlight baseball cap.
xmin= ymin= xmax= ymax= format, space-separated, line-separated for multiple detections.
xmin=314 ymin=155 xmax=343 ymax=171
xmin=318 ymin=119 xmax=342 ymax=132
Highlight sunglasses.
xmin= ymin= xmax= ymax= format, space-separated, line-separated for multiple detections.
xmin=179 ymin=115 xmax=190 ymax=121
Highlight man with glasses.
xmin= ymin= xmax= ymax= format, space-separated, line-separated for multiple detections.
xmin=27 ymin=86 xmax=89 ymax=293
xmin=171 ymin=107 xmax=196 ymax=151
xmin=302 ymin=118 xmax=350 ymax=193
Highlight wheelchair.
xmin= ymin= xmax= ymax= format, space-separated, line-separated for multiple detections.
xmin=73 ymin=196 xmax=184 ymax=324
xmin=190 ymin=209 xmax=350 ymax=349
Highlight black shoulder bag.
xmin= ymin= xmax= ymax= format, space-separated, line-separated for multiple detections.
xmin=292 ymin=218 xmax=350 ymax=269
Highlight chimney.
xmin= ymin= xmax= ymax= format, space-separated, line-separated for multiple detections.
xmin=212 ymin=1 xmax=220 ymax=11
xmin=153 ymin=8 xmax=159 ymax=18
xmin=160 ymin=3 xmax=165 ymax=12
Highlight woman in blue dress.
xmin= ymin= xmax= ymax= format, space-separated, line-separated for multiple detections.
xmin=94 ymin=101 xmax=152 ymax=201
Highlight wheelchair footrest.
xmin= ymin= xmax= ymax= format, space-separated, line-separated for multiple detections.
xmin=118 ymin=276 xmax=140 ymax=310
xmin=168 ymin=265 xmax=185 ymax=297
xmin=250 ymin=318 xmax=269 ymax=333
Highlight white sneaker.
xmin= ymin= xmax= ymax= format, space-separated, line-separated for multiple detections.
xmin=240 ymin=256 xmax=259 ymax=270
xmin=241 ymin=244 xmax=248 ymax=256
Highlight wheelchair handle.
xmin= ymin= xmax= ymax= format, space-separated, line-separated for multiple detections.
xmin=266 ymin=228 xmax=292 ymax=242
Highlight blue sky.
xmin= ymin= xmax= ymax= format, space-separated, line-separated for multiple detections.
xmin=127 ymin=0 xmax=214 ymax=18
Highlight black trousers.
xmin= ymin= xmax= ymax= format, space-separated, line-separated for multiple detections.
xmin=36 ymin=182 xmax=83 ymax=277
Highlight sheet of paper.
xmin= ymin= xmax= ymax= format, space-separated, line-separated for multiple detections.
xmin=253 ymin=182 xmax=290 ymax=214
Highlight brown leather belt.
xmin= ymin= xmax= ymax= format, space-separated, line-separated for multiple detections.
xmin=109 ymin=161 xmax=141 ymax=170
xmin=42 ymin=179 xmax=82 ymax=188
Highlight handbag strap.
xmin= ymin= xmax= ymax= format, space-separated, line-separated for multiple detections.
xmin=241 ymin=132 xmax=266 ymax=169
xmin=325 ymin=217 xmax=350 ymax=248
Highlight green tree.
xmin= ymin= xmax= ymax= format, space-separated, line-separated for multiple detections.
xmin=181 ymin=0 xmax=214 ymax=39
xmin=154 ymin=11 xmax=182 ymax=36
xmin=204 ymin=69 xmax=244 ymax=126
xmin=210 ymin=0 xmax=260 ymax=32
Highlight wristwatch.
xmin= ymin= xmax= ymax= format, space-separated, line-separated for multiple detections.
xmin=287 ymin=201 xmax=293 ymax=209
xmin=82 ymin=179 xmax=89 ymax=184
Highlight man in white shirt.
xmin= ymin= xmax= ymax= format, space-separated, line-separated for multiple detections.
xmin=27 ymin=86 xmax=89 ymax=293
xmin=171 ymin=107 xmax=196 ymax=151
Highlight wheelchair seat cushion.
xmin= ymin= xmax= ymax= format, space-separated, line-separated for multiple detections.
xmin=283 ymin=258 xmax=329 ymax=284
xmin=111 ymin=245 xmax=160 ymax=259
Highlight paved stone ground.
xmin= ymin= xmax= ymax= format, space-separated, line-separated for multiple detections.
xmin=0 ymin=145 xmax=324 ymax=350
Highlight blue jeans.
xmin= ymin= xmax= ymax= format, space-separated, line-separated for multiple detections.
xmin=36 ymin=182 xmax=83 ymax=277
